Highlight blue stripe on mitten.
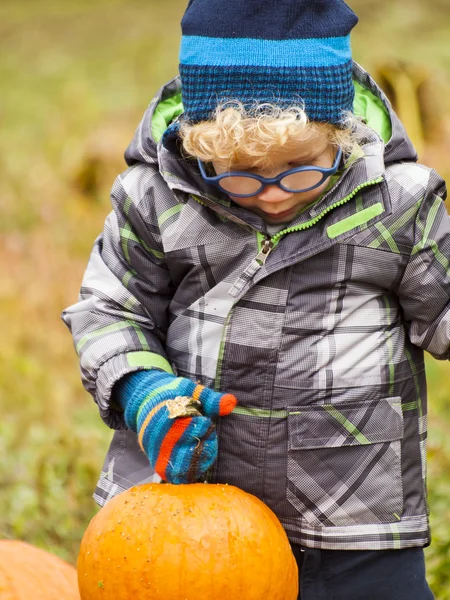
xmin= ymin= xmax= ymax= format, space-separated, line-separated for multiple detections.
xmin=114 ymin=369 xmax=237 ymax=483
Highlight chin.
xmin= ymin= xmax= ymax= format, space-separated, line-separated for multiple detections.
xmin=260 ymin=208 xmax=297 ymax=223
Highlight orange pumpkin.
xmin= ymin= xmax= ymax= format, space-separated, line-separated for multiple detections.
xmin=0 ymin=540 xmax=80 ymax=599
xmin=78 ymin=483 xmax=298 ymax=600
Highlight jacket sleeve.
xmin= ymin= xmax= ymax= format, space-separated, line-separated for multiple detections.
xmin=62 ymin=165 xmax=176 ymax=429
xmin=397 ymin=170 xmax=450 ymax=359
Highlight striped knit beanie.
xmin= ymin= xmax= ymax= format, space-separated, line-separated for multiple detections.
xmin=179 ymin=0 xmax=358 ymax=125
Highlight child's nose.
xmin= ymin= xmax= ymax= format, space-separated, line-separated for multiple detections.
xmin=257 ymin=184 xmax=294 ymax=204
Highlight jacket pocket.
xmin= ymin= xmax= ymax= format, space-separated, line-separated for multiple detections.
xmin=286 ymin=397 xmax=404 ymax=527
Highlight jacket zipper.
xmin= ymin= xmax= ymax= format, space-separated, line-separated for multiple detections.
xmin=255 ymin=238 xmax=274 ymax=264
xmin=228 ymin=176 xmax=383 ymax=298
xmin=227 ymin=241 xmax=274 ymax=298
xmin=270 ymin=176 xmax=384 ymax=246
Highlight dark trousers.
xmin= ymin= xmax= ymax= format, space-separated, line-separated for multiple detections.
xmin=291 ymin=545 xmax=434 ymax=600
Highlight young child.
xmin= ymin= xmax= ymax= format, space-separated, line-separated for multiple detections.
xmin=62 ymin=1 xmax=447 ymax=598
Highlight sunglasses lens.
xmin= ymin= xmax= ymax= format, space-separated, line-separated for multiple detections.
xmin=280 ymin=170 xmax=324 ymax=192
xmin=219 ymin=176 xmax=262 ymax=196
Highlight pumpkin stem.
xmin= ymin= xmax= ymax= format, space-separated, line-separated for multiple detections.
xmin=166 ymin=396 xmax=202 ymax=419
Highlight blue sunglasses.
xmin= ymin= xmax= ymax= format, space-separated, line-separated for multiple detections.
xmin=198 ymin=147 xmax=342 ymax=198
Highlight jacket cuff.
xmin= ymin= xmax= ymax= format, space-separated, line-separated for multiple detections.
xmin=95 ymin=351 xmax=174 ymax=429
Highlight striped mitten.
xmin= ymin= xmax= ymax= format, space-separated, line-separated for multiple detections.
xmin=115 ymin=370 xmax=237 ymax=484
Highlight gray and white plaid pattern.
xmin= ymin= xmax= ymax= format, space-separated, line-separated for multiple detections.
xmin=62 ymin=64 xmax=449 ymax=550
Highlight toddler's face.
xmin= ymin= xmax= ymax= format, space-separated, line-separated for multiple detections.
xmin=212 ymin=134 xmax=336 ymax=225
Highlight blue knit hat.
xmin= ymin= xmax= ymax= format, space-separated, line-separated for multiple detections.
xmin=179 ymin=0 xmax=358 ymax=125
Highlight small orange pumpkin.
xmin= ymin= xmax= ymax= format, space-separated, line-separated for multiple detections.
xmin=0 ymin=540 xmax=80 ymax=599
xmin=78 ymin=483 xmax=298 ymax=600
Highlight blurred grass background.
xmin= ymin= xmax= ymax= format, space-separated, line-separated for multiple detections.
xmin=0 ymin=0 xmax=450 ymax=596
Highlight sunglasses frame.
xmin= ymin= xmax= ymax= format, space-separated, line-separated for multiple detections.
xmin=197 ymin=147 xmax=343 ymax=198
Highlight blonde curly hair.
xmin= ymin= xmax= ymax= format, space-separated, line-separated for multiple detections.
xmin=179 ymin=102 xmax=361 ymax=169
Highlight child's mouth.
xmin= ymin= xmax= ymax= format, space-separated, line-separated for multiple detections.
xmin=260 ymin=208 xmax=295 ymax=219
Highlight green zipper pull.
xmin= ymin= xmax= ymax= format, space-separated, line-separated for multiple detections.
xmin=228 ymin=239 xmax=273 ymax=299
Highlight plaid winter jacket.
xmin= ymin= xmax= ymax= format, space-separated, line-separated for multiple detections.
xmin=63 ymin=63 xmax=449 ymax=550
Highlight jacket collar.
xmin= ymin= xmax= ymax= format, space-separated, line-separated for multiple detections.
xmin=157 ymin=124 xmax=388 ymax=235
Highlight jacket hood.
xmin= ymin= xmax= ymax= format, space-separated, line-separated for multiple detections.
xmin=124 ymin=76 xmax=183 ymax=167
xmin=124 ymin=62 xmax=418 ymax=169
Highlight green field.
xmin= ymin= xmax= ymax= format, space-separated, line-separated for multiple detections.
xmin=1 ymin=0 xmax=450 ymax=597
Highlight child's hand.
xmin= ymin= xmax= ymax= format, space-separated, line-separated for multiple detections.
xmin=116 ymin=370 xmax=237 ymax=484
